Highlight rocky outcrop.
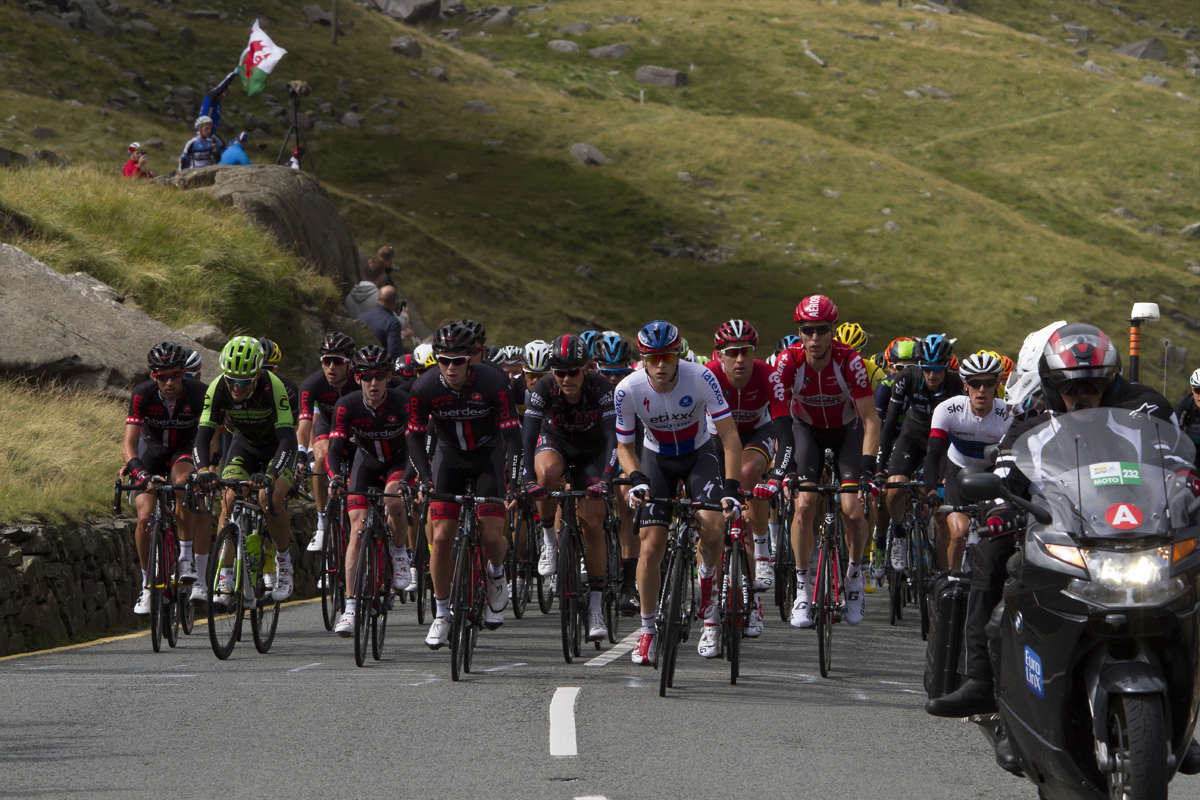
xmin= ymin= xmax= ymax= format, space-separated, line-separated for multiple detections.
xmin=0 ymin=505 xmax=323 ymax=656
xmin=0 ymin=244 xmax=220 ymax=396
xmin=155 ymin=166 xmax=362 ymax=292
xmin=374 ymin=0 xmax=440 ymax=23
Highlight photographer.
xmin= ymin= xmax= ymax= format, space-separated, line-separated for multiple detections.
xmin=122 ymin=143 xmax=154 ymax=179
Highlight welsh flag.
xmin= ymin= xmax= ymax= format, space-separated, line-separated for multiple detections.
xmin=238 ymin=20 xmax=287 ymax=96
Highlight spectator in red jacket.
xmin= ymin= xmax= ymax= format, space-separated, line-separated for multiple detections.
xmin=122 ymin=143 xmax=154 ymax=179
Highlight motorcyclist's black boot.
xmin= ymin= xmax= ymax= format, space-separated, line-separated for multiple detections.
xmin=1180 ymin=739 xmax=1200 ymax=775
xmin=993 ymin=729 xmax=1023 ymax=777
xmin=925 ymin=677 xmax=998 ymax=718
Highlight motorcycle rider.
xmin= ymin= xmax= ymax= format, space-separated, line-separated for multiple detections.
xmin=924 ymin=323 xmax=1200 ymax=776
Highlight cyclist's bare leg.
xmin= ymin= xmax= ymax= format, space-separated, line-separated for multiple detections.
xmin=344 ymin=506 xmax=368 ymax=590
xmin=479 ymin=515 xmax=508 ymax=568
xmin=258 ymin=476 xmax=292 ymax=551
xmin=578 ymin=498 xmax=606 ymax=577
xmin=841 ymin=491 xmax=868 ymax=562
xmin=429 ymin=516 xmax=457 ymax=600
xmin=741 ymin=449 xmax=770 ymax=545
xmin=533 ymin=450 xmax=564 ymax=545
xmin=134 ymin=491 xmax=155 ymax=571
xmin=616 ymin=486 xmax=637 ymax=559
xmin=946 ymin=511 xmax=969 ymax=570
xmin=790 ymin=485 xmax=819 ymax=584
xmin=884 ymin=474 xmax=911 ymax=521
xmin=384 ymin=480 xmax=409 ymax=551
xmin=636 ymin=524 xmax=668 ymax=616
xmin=312 ymin=438 xmax=330 ymax=518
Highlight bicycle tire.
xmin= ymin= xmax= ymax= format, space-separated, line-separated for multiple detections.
xmin=658 ymin=547 xmax=685 ymax=697
xmin=463 ymin=535 xmax=482 ymax=674
xmin=320 ymin=513 xmax=344 ymax=631
xmin=511 ymin=508 xmax=530 ymax=619
xmin=816 ymin=538 xmax=835 ymax=678
xmin=250 ymin=533 xmax=280 ymax=655
xmin=773 ymin=503 xmax=793 ymax=622
xmin=373 ymin=535 xmax=391 ymax=662
xmin=163 ymin=529 xmax=180 ymax=649
xmin=207 ymin=524 xmax=243 ymax=660
xmin=916 ymin=518 xmax=931 ymax=641
xmin=179 ymin=578 xmax=195 ymax=635
xmin=148 ymin=519 xmax=164 ymax=653
xmin=449 ymin=537 xmax=471 ymax=682
xmin=536 ymin=530 xmax=554 ymax=614
xmin=558 ymin=527 xmax=577 ymax=664
xmin=728 ymin=537 xmax=743 ymax=685
xmin=415 ymin=515 xmax=430 ymax=625
xmin=353 ymin=527 xmax=374 ymax=668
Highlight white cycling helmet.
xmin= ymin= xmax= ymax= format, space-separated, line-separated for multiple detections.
xmin=1190 ymin=368 xmax=1200 ymax=388
xmin=1005 ymin=320 xmax=1067 ymax=408
xmin=412 ymin=343 xmax=435 ymax=369
xmin=960 ymin=351 xmax=1002 ymax=379
xmin=523 ymin=339 xmax=551 ymax=373
xmin=499 ymin=345 xmax=524 ymax=366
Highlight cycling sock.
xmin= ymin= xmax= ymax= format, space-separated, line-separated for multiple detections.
xmin=180 ymin=540 xmax=194 ymax=562
xmin=486 ymin=561 xmax=505 ymax=579
xmin=795 ymin=568 xmax=807 ymax=595
xmin=847 ymin=561 xmax=862 ymax=581
xmin=389 ymin=543 xmax=404 ymax=559
xmin=589 ymin=591 xmax=603 ymax=613
xmin=753 ymin=536 xmax=770 ymax=560
xmin=316 ymin=511 xmax=326 ymax=531
xmin=344 ymin=597 xmax=356 ymax=612
xmin=195 ymin=554 xmax=208 ymax=583
xmin=140 ymin=568 xmax=148 ymax=588
xmin=768 ymin=521 xmax=780 ymax=542
xmin=276 ymin=550 xmax=292 ymax=566
xmin=542 ymin=524 xmax=557 ymax=549
xmin=435 ymin=597 xmax=450 ymax=618
xmin=891 ymin=521 xmax=906 ymax=539
xmin=640 ymin=613 xmax=656 ymax=634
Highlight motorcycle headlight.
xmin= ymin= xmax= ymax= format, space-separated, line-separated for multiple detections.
xmin=1063 ymin=546 xmax=1187 ymax=607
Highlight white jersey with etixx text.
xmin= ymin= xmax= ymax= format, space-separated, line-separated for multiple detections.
xmin=614 ymin=361 xmax=732 ymax=456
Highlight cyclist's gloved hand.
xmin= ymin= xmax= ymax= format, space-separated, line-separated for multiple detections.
xmin=327 ymin=474 xmax=345 ymax=492
xmin=194 ymin=470 xmax=217 ymax=487
xmin=585 ymin=479 xmax=610 ymax=499
xmin=523 ymin=480 xmax=546 ymax=499
xmin=752 ymin=482 xmax=778 ymax=500
xmin=250 ymin=472 xmax=274 ymax=492
xmin=782 ymin=472 xmax=800 ymax=496
xmin=986 ymin=516 xmax=1007 ymax=537
xmin=721 ymin=497 xmax=743 ymax=520
xmin=417 ymin=480 xmax=433 ymax=500
xmin=628 ymin=470 xmax=650 ymax=509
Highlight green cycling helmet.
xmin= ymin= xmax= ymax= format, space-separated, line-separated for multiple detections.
xmin=220 ymin=336 xmax=264 ymax=379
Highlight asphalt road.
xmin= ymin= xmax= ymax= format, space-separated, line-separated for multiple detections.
xmin=0 ymin=588 xmax=1040 ymax=800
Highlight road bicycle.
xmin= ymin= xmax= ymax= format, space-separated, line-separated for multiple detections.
xmin=318 ymin=461 xmax=350 ymax=632
xmin=719 ymin=515 xmax=754 ymax=684
xmin=882 ymin=481 xmax=924 ymax=630
xmin=346 ymin=486 xmax=413 ymax=667
xmin=772 ymin=493 xmax=797 ymax=623
xmin=505 ymin=490 xmax=538 ymax=620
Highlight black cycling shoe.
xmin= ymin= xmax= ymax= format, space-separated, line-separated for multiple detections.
xmin=925 ymin=678 xmax=999 ymax=718
xmin=993 ymin=730 xmax=1023 ymax=777
xmin=618 ymin=582 xmax=639 ymax=617
xmin=1180 ymin=739 xmax=1200 ymax=775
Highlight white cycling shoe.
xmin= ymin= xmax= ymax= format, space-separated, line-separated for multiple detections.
xmin=538 ymin=544 xmax=557 ymax=577
xmin=335 ymin=608 xmax=355 ymax=637
xmin=891 ymin=537 xmax=908 ymax=571
xmin=177 ymin=559 xmax=197 ymax=585
xmin=753 ymin=558 xmax=774 ymax=590
xmin=392 ymin=549 xmax=412 ymax=591
xmin=425 ymin=616 xmax=451 ymax=649
xmin=133 ymin=587 xmax=152 ymax=616
xmin=189 ymin=583 xmax=209 ymax=606
xmin=307 ymin=528 xmax=325 ymax=552
xmin=698 ymin=623 xmax=721 ymax=658
xmin=747 ymin=597 xmax=764 ymax=637
xmin=790 ymin=596 xmax=813 ymax=629
xmin=845 ymin=569 xmax=866 ymax=626
xmin=587 ymin=608 xmax=607 ymax=641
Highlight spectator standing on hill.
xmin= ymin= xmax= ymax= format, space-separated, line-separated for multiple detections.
xmin=377 ymin=245 xmax=397 ymax=288
xmin=218 ymin=132 xmax=253 ymax=166
xmin=344 ymin=257 xmax=386 ymax=318
xmin=288 ymin=145 xmax=306 ymax=170
xmin=122 ymin=143 xmax=154 ymax=179
xmin=358 ymin=286 xmax=408 ymax=358
xmin=179 ymin=115 xmax=225 ymax=171
xmin=200 ymin=70 xmax=237 ymax=134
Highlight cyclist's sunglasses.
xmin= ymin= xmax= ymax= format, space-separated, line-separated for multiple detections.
xmin=920 ymin=364 xmax=947 ymax=373
xmin=321 ymin=355 xmax=349 ymax=367
xmin=152 ymin=371 xmax=184 ymax=382
xmin=524 ymin=369 xmax=549 ymax=379
xmin=553 ymin=368 xmax=583 ymax=378
xmin=597 ymin=365 xmax=632 ymax=377
xmin=643 ymin=352 xmax=679 ymax=366
xmin=1192 ymin=387 xmax=1200 ymax=395
xmin=965 ymin=378 xmax=999 ymax=390
xmin=358 ymin=372 xmax=390 ymax=384
xmin=224 ymin=375 xmax=255 ymax=388
xmin=437 ymin=355 xmax=470 ymax=367
xmin=1059 ymin=378 xmax=1110 ymax=397
xmin=720 ymin=345 xmax=755 ymax=358
xmin=799 ymin=325 xmax=831 ymax=338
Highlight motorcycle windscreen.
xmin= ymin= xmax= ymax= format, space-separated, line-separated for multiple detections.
xmin=1012 ymin=407 xmax=1197 ymax=538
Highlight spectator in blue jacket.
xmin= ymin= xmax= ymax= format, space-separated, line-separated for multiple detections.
xmin=218 ymin=132 xmax=253 ymax=166
xmin=357 ymin=286 xmax=407 ymax=359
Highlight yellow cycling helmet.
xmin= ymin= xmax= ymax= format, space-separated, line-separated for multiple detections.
xmin=413 ymin=342 xmax=436 ymax=369
xmin=258 ymin=337 xmax=283 ymax=367
xmin=835 ymin=322 xmax=868 ymax=351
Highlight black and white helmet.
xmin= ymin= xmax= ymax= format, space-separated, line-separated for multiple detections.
xmin=1190 ymin=368 xmax=1200 ymax=389
xmin=959 ymin=351 xmax=1002 ymax=379
xmin=523 ymin=339 xmax=551 ymax=373
xmin=183 ymin=347 xmax=202 ymax=374
xmin=499 ymin=345 xmax=524 ymax=366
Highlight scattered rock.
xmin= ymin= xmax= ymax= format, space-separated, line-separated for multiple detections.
xmin=445 ymin=172 xmax=459 ymax=181
xmin=1139 ymin=74 xmax=1167 ymax=88
xmin=1022 ymin=295 xmax=1039 ymax=305
xmin=1181 ymin=222 xmax=1200 ymax=238
xmin=130 ymin=18 xmax=158 ymax=34
xmin=570 ymin=142 xmax=609 ymax=166
xmin=801 ymin=40 xmax=826 ymax=67
xmin=482 ymin=7 xmax=514 ymax=28
xmin=822 ymin=189 xmax=840 ymax=199
xmin=340 ymin=112 xmax=365 ymax=129
xmin=482 ymin=139 xmax=503 ymax=147
xmin=1112 ymin=37 xmax=1166 ymax=61
xmin=904 ymin=89 xmax=923 ymax=99
xmin=303 ymin=4 xmax=333 ymax=24
xmin=373 ymin=125 xmax=400 ymax=134
xmin=31 ymin=126 xmax=55 ymax=140
xmin=28 ymin=150 xmax=66 ymax=168
xmin=428 ymin=66 xmax=448 ymax=81
xmin=177 ymin=25 xmax=193 ymax=42
xmin=391 ymin=36 xmax=422 ymax=58
xmin=68 ymin=0 xmax=117 ymax=38
xmin=1114 ymin=207 xmax=1137 ymax=219
xmin=0 ymin=147 xmax=29 ymax=170
xmin=1062 ymin=22 xmax=1089 ymax=41
xmin=548 ymin=39 xmax=579 ymax=54
xmin=884 ymin=220 xmax=900 ymax=232
xmin=460 ymin=99 xmax=496 ymax=114
xmin=1075 ymin=48 xmax=1088 ymax=57
xmin=677 ymin=172 xmax=693 ymax=182
xmin=698 ymin=178 xmax=716 ymax=188
xmin=918 ymin=85 xmax=953 ymax=99
xmin=635 ymin=65 xmax=687 ymax=88
xmin=559 ymin=21 xmax=592 ymax=35
xmin=575 ymin=263 xmax=595 ymax=278
xmin=900 ymin=22 xmax=915 ymax=31
xmin=920 ymin=19 xmax=939 ymax=31
xmin=838 ymin=279 xmax=861 ymax=287
xmin=175 ymin=322 xmax=226 ymax=350
xmin=589 ymin=43 xmax=630 ymax=59
xmin=478 ymin=47 xmax=503 ymax=61
xmin=374 ymin=0 xmax=441 ymax=24
xmin=1083 ymin=59 xmax=1105 ymax=75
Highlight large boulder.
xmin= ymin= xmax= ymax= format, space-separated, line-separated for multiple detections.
xmin=375 ymin=0 xmax=440 ymax=23
xmin=0 ymin=244 xmax=220 ymax=395
xmin=1112 ymin=37 xmax=1166 ymax=61
xmin=154 ymin=166 xmax=361 ymax=292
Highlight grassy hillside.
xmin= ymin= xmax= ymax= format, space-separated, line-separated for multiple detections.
xmin=0 ymin=0 xmax=1197 ymax=517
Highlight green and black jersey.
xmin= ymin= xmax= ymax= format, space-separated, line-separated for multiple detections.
xmin=193 ymin=372 xmax=298 ymax=478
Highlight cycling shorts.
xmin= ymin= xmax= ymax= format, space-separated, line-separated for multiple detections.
xmin=534 ymin=434 xmax=613 ymax=489
xmin=220 ymin=436 xmax=296 ymax=487
xmin=346 ymin=448 xmax=410 ymax=512
xmin=739 ymin=425 xmax=775 ymax=462
xmin=312 ymin=408 xmax=333 ymax=443
xmin=887 ymin=430 xmax=928 ymax=477
xmin=941 ymin=462 xmax=982 ymax=521
xmin=133 ymin=440 xmax=195 ymax=499
xmin=639 ymin=438 xmax=723 ymax=529
xmin=791 ymin=419 xmax=863 ymax=486
xmin=429 ymin=443 xmax=506 ymax=520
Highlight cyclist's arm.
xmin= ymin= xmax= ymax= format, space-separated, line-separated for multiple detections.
xmin=519 ymin=391 xmax=545 ymax=482
xmin=121 ymin=424 xmax=141 ymax=474
xmin=878 ymin=396 xmax=903 ymax=469
xmin=406 ymin=390 xmax=433 ymax=482
xmin=325 ymin=401 xmax=349 ymax=477
xmin=601 ymin=415 xmax=620 ymax=482
xmin=616 ymin=440 xmax=640 ymax=476
xmin=192 ymin=378 xmax=222 ymax=469
xmin=713 ymin=415 xmax=743 ymax=488
xmin=924 ymin=433 xmax=949 ymax=489
xmin=857 ymin=394 xmax=881 ymax=462
xmin=297 ymin=417 xmax=314 ymax=449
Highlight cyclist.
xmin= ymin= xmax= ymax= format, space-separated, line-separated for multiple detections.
xmin=407 ymin=321 xmax=522 ymax=648
xmin=868 ymin=336 xmax=918 ymax=581
xmin=183 ymin=348 xmax=202 ymax=381
xmin=579 ymin=330 xmax=601 ymax=369
xmin=523 ymin=340 xmax=551 ymax=391
xmin=923 ymin=352 xmax=1011 ymax=570
xmin=593 ymin=332 xmax=641 ymax=615
xmin=878 ymin=333 xmax=961 ymax=571
xmin=498 ymin=346 xmax=525 ymax=380
xmin=1176 ymin=368 xmax=1200 ymax=468
xmin=192 ymin=337 xmax=299 ymax=604
xmin=835 ymin=322 xmax=884 ymax=389
xmin=122 ymin=342 xmax=210 ymax=612
xmin=614 ymin=320 xmax=744 ymax=665
xmin=758 ymin=295 xmax=879 ymax=628
xmin=522 ymin=334 xmax=620 ymax=641
xmin=767 ymin=334 xmax=799 ymax=368
xmin=326 ymin=346 xmax=413 ymax=636
xmin=706 ymin=320 xmax=775 ymax=630
xmin=300 ymin=332 xmax=357 ymax=553
xmin=413 ymin=343 xmax=435 ymax=374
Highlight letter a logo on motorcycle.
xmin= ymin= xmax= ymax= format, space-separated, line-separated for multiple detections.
xmin=1105 ymin=503 xmax=1143 ymax=530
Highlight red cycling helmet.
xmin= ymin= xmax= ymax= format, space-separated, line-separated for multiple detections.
xmin=794 ymin=295 xmax=839 ymax=325
xmin=714 ymin=319 xmax=759 ymax=348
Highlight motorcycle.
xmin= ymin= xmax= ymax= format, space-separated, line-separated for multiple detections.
xmin=959 ymin=407 xmax=1200 ymax=800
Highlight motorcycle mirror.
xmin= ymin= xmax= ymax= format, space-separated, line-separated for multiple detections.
xmin=957 ymin=469 xmax=1003 ymax=501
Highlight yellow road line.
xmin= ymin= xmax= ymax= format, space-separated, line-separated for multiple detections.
xmin=0 ymin=597 xmax=321 ymax=662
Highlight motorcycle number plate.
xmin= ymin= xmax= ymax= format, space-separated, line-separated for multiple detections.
xmin=1024 ymin=646 xmax=1044 ymax=699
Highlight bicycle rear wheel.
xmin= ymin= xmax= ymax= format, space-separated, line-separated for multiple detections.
xmin=727 ymin=540 xmax=743 ymax=685
xmin=558 ymin=528 xmax=579 ymax=664
xmin=603 ymin=510 xmax=621 ymax=644
xmin=163 ymin=530 xmax=180 ymax=649
xmin=658 ymin=547 xmax=686 ymax=697
xmin=916 ymin=518 xmax=931 ymax=641
xmin=536 ymin=530 xmax=554 ymax=614
xmin=251 ymin=535 xmax=280 ymax=655
xmin=511 ymin=508 xmax=533 ymax=619
xmin=148 ymin=521 xmax=165 ymax=653
xmin=415 ymin=514 xmax=430 ymax=625
xmin=353 ymin=529 xmax=375 ymax=668
xmin=373 ymin=538 xmax=392 ymax=662
xmin=449 ymin=537 xmax=472 ymax=681
xmin=816 ymin=539 xmax=835 ymax=678
xmin=320 ymin=513 xmax=345 ymax=631
xmin=178 ymin=580 xmax=195 ymax=635
xmin=207 ymin=525 xmax=243 ymax=660
xmin=462 ymin=544 xmax=482 ymax=674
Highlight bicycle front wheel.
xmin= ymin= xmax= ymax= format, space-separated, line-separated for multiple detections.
xmin=558 ymin=530 xmax=579 ymax=664
xmin=816 ymin=540 xmax=835 ymax=678
xmin=320 ymin=514 xmax=345 ymax=631
xmin=148 ymin=521 xmax=165 ymax=653
xmin=512 ymin=509 xmax=533 ymax=619
xmin=449 ymin=539 xmax=471 ymax=682
xmin=251 ymin=538 xmax=280 ymax=655
xmin=353 ymin=529 xmax=375 ymax=668
xmin=372 ymin=538 xmax=391 ymax=662
xmin=727 ymin=541 xmax=743 ymax=685
xmin=163 ymin=531 xmax=180 ymax=649
xmin=916 ymin=518 xmax=931 ymax=641
xmin=207 ymin=525 xmax=243 ymax=660
xmin=658 ymin=548 xmax=686 ymax=697
xmin=415 ymin=515 xmax=430 ymax=625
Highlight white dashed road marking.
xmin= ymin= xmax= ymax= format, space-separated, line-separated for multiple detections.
xmin=549 ymin=686 xmax=580 ymax=757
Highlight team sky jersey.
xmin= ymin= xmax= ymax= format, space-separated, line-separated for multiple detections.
xmin=327 ymin=387 xmax=412 ymax=475
xmin=614 ymin=360 xmax=731 ymax=456
xmin=929 ymin=396 xmax=1012 ymax=468
xmin=298 ymin=369 xmax=355 ymax=424
xmin=406 ymin=364 xmax=520 ymax=452
xmin=524 ymin=371 xmax=615 ymax=447
xmin=193 ymin=371 xmax=297 ymax=476
xmin=703 ymin=358 xmax=773 ymax=434
xmin=887 ymin=365 xmax=965 ymax=433
xmin=126 ymin=377 xmax=208 ymax=448
xmin=768 ymin=341 xmax=872 ymax=428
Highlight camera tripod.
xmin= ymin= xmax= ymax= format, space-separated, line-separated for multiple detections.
xmin=276 ymin=82 xmax=318 ymax=183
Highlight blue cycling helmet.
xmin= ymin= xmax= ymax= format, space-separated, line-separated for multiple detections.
xmin=637 ymin=320 xmax=681 ymax=354
xmin=593 ymin=332 xmax=633 ymax=366
xmin=579 ymin=330 xmax=601 ymax=358
xmin=918 ymin=333 xmax=953 ymax=367
xmin=774 ymin=334 xmax=800 ymax=357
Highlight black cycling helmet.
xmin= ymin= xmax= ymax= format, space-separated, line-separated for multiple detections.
xmin=1038 ymin=323 xmax=1122 ymax=412
xmin=319 ymin=331 xmax=355 ymax=358
xmin=460 ymin=318 xmax=487 ymax=349
xmin=352 ymin=345 xmax=391 ymax=374
xmin=147 ymin=341 xmax=187 ymax=372
xmin=433 ymin=321 xmax=477 ymax=355
xmin=484 ymin=344 xmax=503 ymax=364
xmin=918 ymin=334 xmax=953 ymax=367
xmin=593 ymin=333 xmax=633 ymax=366
xmin=549 ymin=334 xmax=589 ymax=370
xmin=394 ymin=353 xmax=416 ymax=379
xmin=182 ymin=347 xmax=202 ymax=376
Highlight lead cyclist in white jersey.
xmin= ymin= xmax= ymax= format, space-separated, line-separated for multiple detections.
xmin=614 ymin=321 xmax=745 ymax=666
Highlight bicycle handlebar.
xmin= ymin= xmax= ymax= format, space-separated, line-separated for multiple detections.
xmin=427 ymin=492 xmax=506 ymax=505
xmin=937 ymin=504 xmax=979 ymax=514
xmin=112 ymin=477 xmax=197 ymax=513
xmin=631 ymin=496 xmax=726 ymax=512
xmin=548 ymin=489 xmax=591 ymax=500
xmin=785 ymin=484 xmax=862 ymax=496
xmin=884 ymin=481 xmax=925 ymax=490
